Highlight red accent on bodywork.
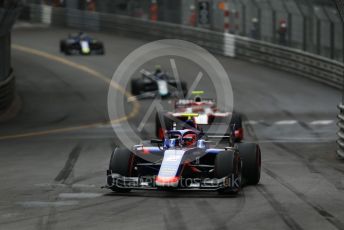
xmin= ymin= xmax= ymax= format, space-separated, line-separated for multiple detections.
xmin=143 ymin=148 xmax=150 ymax=155
xmin=158 ymin=128 xmax=164 ymax=140
xmin=235 ymin=128 xmax=244 ymax=140
xmin=155 ymin=176 xmax=180 ymax=184
xmin=185 ymin=162 xmax=201 ymax=173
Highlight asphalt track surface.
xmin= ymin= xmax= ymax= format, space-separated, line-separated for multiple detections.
xmin=0 ymin=23 xmax=343 ymax=230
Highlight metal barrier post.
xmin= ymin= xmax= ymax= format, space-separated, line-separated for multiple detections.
xmin=287 ymin=12 xmax=292 ymax=46
xmin=241 ymin=2 xmax=246 ymax=36
xmin=272 ymin=10 xmax=276 ymax=43
xmin=223 ymin=0 xmax=229 ymax=33
xmin=281 ymin=0 xmax=292 ymax=47
xmin=303 ymin=17 xmax=307 ymax=51
xmin=257 ymin=5 xmax=261 ymax=40
xmin=293 ymin=0 xmax=307 ymax=51
xmin=334 ymin=0 xmax=344 ymax=158
xmin=304 ymin=0 xmax=315 ymax=53
xmin=330 ymin=21 xmax=335 ymax=59
xmin=322 ymin=6 xmax=335 ymax=59
xmin=343 ymin=23 xmax=344 ymax=64
xmin=316 ymin=18 xmax=321 ymax=55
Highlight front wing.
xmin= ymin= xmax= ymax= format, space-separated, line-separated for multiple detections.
xmin=104 ymin=172 xmax=236 ymax=191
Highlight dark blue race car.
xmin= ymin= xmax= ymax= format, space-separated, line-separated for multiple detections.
xmin=60 ymin=32 xmax=104 ymax=55
xmin=104 ymin=117 xmax=261 ymax=195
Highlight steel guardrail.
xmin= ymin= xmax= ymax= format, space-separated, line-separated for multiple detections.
xmin=21 ymin=4 xmax=344 ymax=158
xmin=22 ymin=4 xmax=344 ymax=89
xmin=234 ymin=36 xmax=344 ymax=89
xmin=338 ymin=104 xmax=344 ymax=159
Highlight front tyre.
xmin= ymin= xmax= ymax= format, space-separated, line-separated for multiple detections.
xmin=108 ymin=148 xmax=136 ymax=193
xmin=215 ymin=150 xmax=242 ymax=195
xmin=237 ymin=143 xmax=261 ymax=185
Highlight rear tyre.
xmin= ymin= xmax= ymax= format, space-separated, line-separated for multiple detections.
xmin=131 ymin=79 xmax=144 ymax=96
xmin=155 ymin=113 xmax=174 ymax=139
xmin=60 ymin=40 xmax=65 ymax=53
xmin=181 ymin=81 xmax=188 ymax=97
xmin=98 ymin=43 xmax=105 ymax=55
xmin=108 ymin=148 xmax=136 ymax=193
xmin=215 ymin=150 xmax=241 ymax=195
xmin=237 ymin=143 xmax=261 ymax=185
xmin=230 ymin=113 xmax=243 ymax=143
xmin=64 ymin=46 xmax=72 ymax=55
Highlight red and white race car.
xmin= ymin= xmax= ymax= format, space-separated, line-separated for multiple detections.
xmin=155 ymin=91 xmax=243 ymax=144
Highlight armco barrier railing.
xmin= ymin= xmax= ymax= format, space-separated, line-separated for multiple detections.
xmin=235 ymin=36 xmax=344 ymax=89
xmin=0 ymin=71 xmax=15 ymax=113
xmin=22 ymin=4 xmax=344 ymax=89
xmin=338 ymin=104 xmax=344 ymax=159
xmin=22 ymin=4 xmax=344 ymax=158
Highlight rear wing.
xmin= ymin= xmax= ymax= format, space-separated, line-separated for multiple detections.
xmin=175 ymin=99 xmax=216 ymax=108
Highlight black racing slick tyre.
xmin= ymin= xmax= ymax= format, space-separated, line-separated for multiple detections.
xmin=214 ymin=150 xmax=242 ymax=194
xmin=98 ymin=43 xmax=105 ymax=55
xmin=60 ymin=40 xmax=65 ymax=53
xmin=181 ymin=81 xmax=188 ymax=97
xmin=230 ymin=113 xmax=242 ymax=129
xmin=99 ymin=48 xmax=105 ymax=55
xmin=108 ymin=148 xmax=136 ymax=193
xmin=237 ymin=143 xmax=261 ymax=185
xmin=131 ymin=79 xmax=144 ymax=96
xmin=155 ymin=113 xmax=174 ymax=139
xmin=230 ymin=113 xmax=243 ymax=143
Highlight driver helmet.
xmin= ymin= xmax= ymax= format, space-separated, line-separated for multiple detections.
xmin=154 ymin=65 xmax=162 ymax=75
xmin=194 ymin=95 xmax=202 ymax=102
xmin=183 ymin=133 xmax=197 ymax=146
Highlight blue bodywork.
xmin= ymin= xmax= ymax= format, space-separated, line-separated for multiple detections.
xmin=68 ymin=32 xmax=94 ymax=42
xmin=138 ymin=129 xmax=224 ymax=155
xmin=106 ymin=128 xmax=239 ymax=191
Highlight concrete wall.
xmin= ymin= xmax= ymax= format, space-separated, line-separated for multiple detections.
xmin=0 ymin=5 xmax=21 ymax=113
xmin=0 ymin=7 xmax=20 ymax=80
xmin=0 ymin=33 xmax=11 ymax=81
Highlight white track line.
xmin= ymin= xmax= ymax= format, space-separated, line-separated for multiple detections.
xmin=35 ymin=183 xmax=96 ymax=188
xmin=309 ymin=120 xmax=334 ymax=125
xmin=274 ymin=120 xmax=298 ymax=125
xmin=243 ymin=120 xmax=259 ymax=125
xmin=17 ymin=201 xmax=78 ymax=208
xmin=244 ymin=120 xmax=334 ymax=126
xmin=59 ymin=193 xmax=102 ymax=199
xmin=247 ymin=138 xmax=336 ymax=143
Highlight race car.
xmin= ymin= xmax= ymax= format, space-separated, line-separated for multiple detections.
xmin=104 ymin=118 xmax=261 ymax=194
xmin=155 ymin=91 xmax=243 ymax=144
xmin=130 ymin=66 xmax=187 ymax=100
xmin=60 ymin=32 xmax=105 ymax=55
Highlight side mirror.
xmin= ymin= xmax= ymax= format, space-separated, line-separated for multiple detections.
xmin=151 ymin=139 xmax=163 ymax=144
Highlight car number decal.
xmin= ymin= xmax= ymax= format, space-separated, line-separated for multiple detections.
xmin=158 ymin=150 xmax=185 ymax=178
xmin=80 ymin=41 xmax=90 ymax=53
xmin=157 ymin=80 xmax=168 ymax=96
xmin=195 ymin=114 xmax=208 ymax=124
